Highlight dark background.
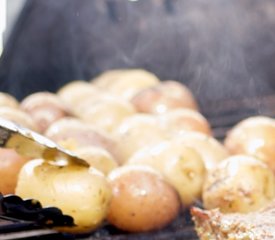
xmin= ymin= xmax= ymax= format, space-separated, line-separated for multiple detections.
xmin=0 ymin=0 xmax=275 ymax=120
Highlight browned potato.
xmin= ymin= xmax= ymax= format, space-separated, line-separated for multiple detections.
xmin=20 ymin=92 xmax=70 ymax=133
xmin=73 ymin=146 xmax=118 ymax=175
xmin=113 ymin=114 xmax=166 ymax=164
xmin=158 ymin=109 xmax=212 ymax=136
xmin=168 ymin=132 xmax=229 ymax=172
xmin=78 ymin=96 xmax=136 ymax=133
xmin=224 ymin=116 xmax=275 ymax=172
xmin=45 ymin=117 xmax=121 ymax=163
xmin=16 ymin=159 xmax=112 ymax=233
xmin=131 ymin=80 xmax=198 ymax=114
xmin=0 ymin=107 xmax=38 ymax=131
xmin=0 ymin=92 xmax=19 ymax=109
xmin=92 ymin=69 xmax=160 ymax=100
xmin=128 ymin=141 xmax=206 ymax=207
xmin=203 ymin=155 xmax=275 ymax=213
xmin=107 ymin=165 xmax=180 ymax=232
xmin=0 ymin=148 xmax=29 ymax=195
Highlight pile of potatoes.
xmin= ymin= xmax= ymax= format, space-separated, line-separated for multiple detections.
xmin=1 ymin=69 xmax=275 ymax=234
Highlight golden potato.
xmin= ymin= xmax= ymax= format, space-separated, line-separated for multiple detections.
xmin=107 ymin=165 xmax=180 ymax=232
xmin=73 ymin=146 xmax=118 ymax=175
xmin=158 ymin=109 xmax=212 ymax=136
xmin=16 ymin=159 xmax=112 ymax=233
xmin=78 ymin=96 xmax=136 ymax=133
xmin=113 ymin=114 xmax=166 ymax=164
xmin=131 ymin=80 xmax=198 ymax=114
xmin=0 ymin=107 xmax=38 ymax=131
xmin=203 ymin=155 xmax=275 ymax=213
xmin=128 ymin=141 xmax=206 ymax=207
xmin=0 ymin=148 xmax=29 ymax=195
xmin=20 ymin=92 xmax=70 ymax=133
xmin=0 ymin=92 xmax=19 ymax=109
xmin=45 ymin=117 xmax=121 ymax=163
xmin=92 ymin=69 xmax=160 ymax=100
xmin=167 ymin=132 xmax=229 ymax=172
xmin=224 ymin=116 xmax=275 ymax=172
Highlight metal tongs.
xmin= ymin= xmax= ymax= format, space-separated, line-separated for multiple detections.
xmin=0 ymin=118 xmax=89 ymax=167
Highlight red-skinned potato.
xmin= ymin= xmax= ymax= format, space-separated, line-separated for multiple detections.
xmin=0 ymin=148 xmax=30 ymax=195
xmin=131 ymin=80 xmax=198 ymax=114
xmin=20 ymin=92 xmax=71 ymax=133
xmin=107 ymin=165 xmax=180 ymax=232
xmin=224 ymin=116 xmax=275 ymax=172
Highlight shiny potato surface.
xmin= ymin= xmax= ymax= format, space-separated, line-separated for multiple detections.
xmin=203 ymin=155 xmax=275 ymax=213
xmin=131 ymin=80 xmax=198 ymax=114
xmin=107 ymin=165 xmax=180 ymax=232
xmin=15 ymin=159 xmax=112 ymax=233
xmin=92 ymin=69 xmax=160 ymax=100
xmin=128 ymin=141 xmax=206 ymax=207
xmin=224 ymin=116 xmax=275 ymax=172
xmin=74 ymin=146 xmax=118 ymax=175
xmin=113 ymin=114 xmax=166 ymax=164
xmin=158 ymin=109 xmax=212 ymax=136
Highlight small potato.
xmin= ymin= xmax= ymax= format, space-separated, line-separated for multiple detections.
xmin=131 ymin=80 xmax=198 ymax=114
xmin=128 ymin=141 xmax=206 ymax=207
xmin=92 ymin=69 xmax=160 ymax=100
xmin=107 ymin=165 xmax=180 ymax=232
xmin=78 ymin=96 xmax=136 ymax=133
xmin=158 ymin=109 xmax=212 ymax=136
xmin=57 ymin=81 xmax=100 ymax=110
xmin=16 ymin=159 xmax=112 ymax=233
xmin=224 ymin=116 xmax=275 ymax=172
xmin=45 ymin=117 xmax=120 ymax=162
xmin=203 ymin=155 xmax=275 ymax=213
xmin=20 ymin=92 xmax=70 ymax=133
xmin=113 ymin=114 xmax=166 ymax=164
xmin=0 ymin=92 xmax=19 ymax=109
xmin=167 ymin=132 xmax=229 ymax=172
xmin=0 ymin=107 xmax=38 ymax=131
xmin=0 ymin=148 xmax=29 ymax=195
xmin=74 ymin=146 xmax=118 ymax=175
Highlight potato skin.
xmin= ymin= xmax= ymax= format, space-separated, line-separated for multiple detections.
xmin=0 ymin=92 xmax=19 ymax=109
xmin=128 ymin=141 xmax=206 ymax=207
xmin=15 ymin=159 xmax=112 ymax=233
xmin=224 ymin=116 xmax=275 ymax=172
xmin=131 ymin=80 xmax=198 ymax=114
xmin=0 ymin=148 xmax=29 ymax=195
xmin=203 ymin=155 xmax=275 ymax=213
xmin=107 ymin=165 xmax=180 ymax=232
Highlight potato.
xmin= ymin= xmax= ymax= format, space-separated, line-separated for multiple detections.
xmin=158 ymin=109 xmax=212 ymax=136
xmin=20 ymin=92 xmax=70 ymax=133
xmin=167 ymin=132 xmax=229 ymax=172
xmin=107 ymin=165 xmax=180 ymax=232
xmin=128 ymin=141 xmax=206 ymax=207
xmin=0 ymin=148 xmax=29 ymax=195
xmin=73 ymin=146 xmax=118 ymax=175
xmin=92 ymin=69 xmax=160 ymax=100
xmin=45 ymin=117 xmax=121 ymax=163
xmin=0 ymin=107 xmax=38 ymax=131
xmin=131 ymin=80 xmax=198 ymax=114
xmin=0 ymin=92 xmax=19 ymax=109
xmin=78 ymin=96 xmax=136 ymax=133
xmin=203 ymin=155 xmax=275 ymax=213
xmin=224 ymin=116 xmax=275 ymax=172
xmin=57 ymin=80 xmax=100 ymax=110
xmin=15 ymin=159 xmax=112 ymax=233
xmin=113 ymin=114 xmax=166 ymax=164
